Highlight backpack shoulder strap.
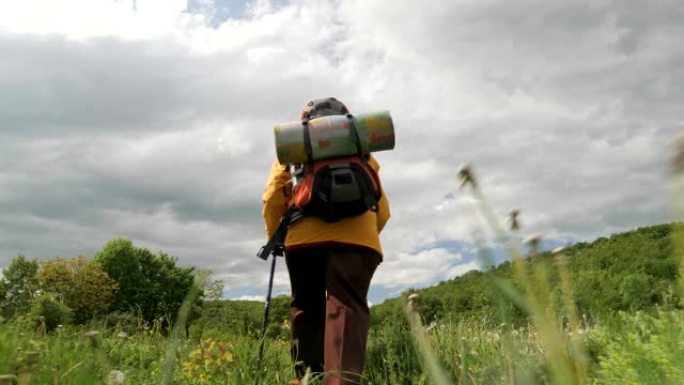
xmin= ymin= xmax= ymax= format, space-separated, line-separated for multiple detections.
xmin=301 ymin=117 xmax=314 ymax=164
xmin=346 ymin=113 xmax=367 ymax=160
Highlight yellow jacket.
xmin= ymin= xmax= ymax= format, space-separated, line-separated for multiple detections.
xmin=261 ymin=156 xmax=390 ymax=256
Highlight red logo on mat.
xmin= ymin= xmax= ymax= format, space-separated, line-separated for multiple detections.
xmin=370 ymin=134 xmax=392 ymax=144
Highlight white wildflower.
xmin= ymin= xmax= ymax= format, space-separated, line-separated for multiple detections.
xmin=108 ymin=370 xmax=125 ymax=385
xmin=425 ymin=321 xmax=438 ymax=332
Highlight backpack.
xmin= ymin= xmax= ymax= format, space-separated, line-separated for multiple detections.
xmin=289 ymin=156 xmax=382 ymax=222
xmin=257 ymin=110 xmax=385 ymax=260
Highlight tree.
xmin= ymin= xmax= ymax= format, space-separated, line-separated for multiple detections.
xmin=204 ymin=277 xmax=225 ymax=302
xmin=93 ymin=239 xmax=140 ymax=312
xmin=38 ymin=257 xmax=71 ymax=301
xmin=39 ymin=256 xmax=118 ymax=324
xmin=0 ymin=280 xmax=7 ymax=309
xmin=1 ymin=255 xmax=39 ymax=318
xmin=95 ymin=238 xmax=197 ymax=326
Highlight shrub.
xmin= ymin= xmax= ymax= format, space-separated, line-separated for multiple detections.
xmin=101 ymin=310 xmax=142 ymax=335
xmin=30 ymin=294 xmax=72 ymax=332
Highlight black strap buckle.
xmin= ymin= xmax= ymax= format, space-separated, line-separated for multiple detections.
xmin=256 ymin=208 xmax=302 ymax=260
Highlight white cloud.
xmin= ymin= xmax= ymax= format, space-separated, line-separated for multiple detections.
xmin=233 ymin=295 xmax=265 ymax=302
xmin=0 ymin=0 xmax=190 ymax=39
xmin=374 ymin=248 xmax=471 ymax=288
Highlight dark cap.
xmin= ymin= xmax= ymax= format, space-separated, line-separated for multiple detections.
xmin=301 ymin=97 xmax=349 ymax=120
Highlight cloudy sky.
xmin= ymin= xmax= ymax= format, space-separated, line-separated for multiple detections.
xmin=0 ymin=0 xmax=681 ymax=304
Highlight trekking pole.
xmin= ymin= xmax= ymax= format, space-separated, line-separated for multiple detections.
xmin=254 ymin=209 xmax=299 ymax=380
xmin=256 ymin=249 xmax=278 ymax=373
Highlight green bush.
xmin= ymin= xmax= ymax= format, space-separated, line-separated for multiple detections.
xmin=102 ymin=310 xmax=142 ymax=335
xmin=588 ymin=311 xmax=684 ymax=385
xmin=30 ymin=294 xmax=72 ymax=332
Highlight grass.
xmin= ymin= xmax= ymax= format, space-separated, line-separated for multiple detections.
xmin=1 ymin=300 xmax=684 ymax=384
xmin=0 ymin=318 xmax=293 ymax=385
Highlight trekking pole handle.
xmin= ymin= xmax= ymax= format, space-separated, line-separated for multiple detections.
xmin=256 ymin=208 xmax=302 ymax=260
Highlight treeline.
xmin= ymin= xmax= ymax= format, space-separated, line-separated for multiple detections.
xmin=207 ymin=223 xmax=681 ymax=338
xmin=370 ymin=223 xmax=680 ymax=327
xmin=0 ymin=239 xmax=218 ymax=333
xmin=5 ymin=223 xmax=677 ymax=338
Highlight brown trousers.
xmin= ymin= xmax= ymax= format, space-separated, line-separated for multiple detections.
xmin=285 ymin=244 xmax=381 ymax=385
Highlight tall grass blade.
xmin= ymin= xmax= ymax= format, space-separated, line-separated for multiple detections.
xmin=458 ymin=164 xmax=585 ymax=385
xmin=405 ymin=294 xmax=453 ymax=385
xmin=672 ymin=132 xmax=684 ymax=305
xmin=158 ymin=273 xmax=204 ymax=385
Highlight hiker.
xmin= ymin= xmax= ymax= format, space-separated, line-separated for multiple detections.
xmin=261 ymin=97 xmax=391 ymax=385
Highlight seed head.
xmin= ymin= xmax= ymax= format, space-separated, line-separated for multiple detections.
xmin=671 ymin=130 xmax=684 ymax=174
xmin=407 ymin=293 xmax=420 ymax=311
xmin=84 ymin=330 xmax=100 ymax=349
xmin=457 ymin=164 xmax=478 ymax=189
xmin=508 ymin=209 xmax=521 ymax=231
xmin=524 ymin=233 xmax=542 ymax=255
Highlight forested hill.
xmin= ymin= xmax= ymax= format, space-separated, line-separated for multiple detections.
xmin=369 ymin=223 xmax=679 ymax=327
xmin=207 ymin=224 xmax=679 ymax=336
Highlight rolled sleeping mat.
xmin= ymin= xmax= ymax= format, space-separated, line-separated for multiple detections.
xmin=274 ymin=111 xmax=395 ymax=164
